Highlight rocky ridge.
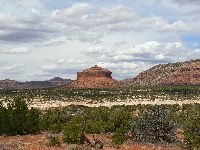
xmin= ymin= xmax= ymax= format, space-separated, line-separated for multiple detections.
xmin=67 ymin=65 xmax=121 ymax=88
xmin=129 ymin=59 xmax=200 ymax=86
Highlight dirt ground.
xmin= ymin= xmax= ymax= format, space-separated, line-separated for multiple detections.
xmin=0 ymin=133 xmax=181 ymax=150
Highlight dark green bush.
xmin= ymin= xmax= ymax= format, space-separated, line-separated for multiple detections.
xmin=133 ymin=107 xmax=177 ymax=143
xmin=39 ymin=108 xmax=74 ymax=133
xmin=184 ymin=117 xmax=200 ymax=149
xmin=112 ymin=128 xmax=125 ymax=145
xmin=109 ymin=109 xmax=132 ymax=133
xmin=0 ymin=102 xmax=11 ymax=134
xmin=182 ymin=104 xmax=200 ymax=149
xmin=64 ymin=116 xmax=85 ymax=144
xmin=0 ymin=97 xmax=40 ymax=135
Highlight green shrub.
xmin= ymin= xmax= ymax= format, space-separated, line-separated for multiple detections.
xmin=184 ymin=117 xmax=200 ymax=149
xmin=39 ymin=108 xmax=72 ymax=133
xmin=183 ymin=104 xmax=200 ymax=149
xmin=64 ymin=117 xmax=85 ymax=144
xmin=0 ymin=102 xmax=11 ymax=134
xmin=133 ymin=107 xmax=177 ymax=143
xmin=109 ymin=109 xmax=132 ymax=133
xmin=0 ymin=97 xmax=40 ymax=135
xmin=83 ymin=107 xmax=110 ymax=134
xmin=25 ymin=108 xmax=40 ymax=134
xmin=112 ymin=128 xmax=125 ymax=145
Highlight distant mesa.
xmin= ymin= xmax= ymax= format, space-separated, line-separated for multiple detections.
xmin=50 ymin=77 xmax=68 ymax=82
xmin=0 ymin=77 xmax=71 ymax=89
xmin=67 ymin=65 xmax=122 ymax=88
xmin=0 ymin=79 xmax=16 ymax=84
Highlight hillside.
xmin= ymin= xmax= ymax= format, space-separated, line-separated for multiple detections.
xmin=129 ymin=59 xmax=200 ymax=86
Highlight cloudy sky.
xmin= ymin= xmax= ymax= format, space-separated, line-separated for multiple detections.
xmin=0 ymin=0 xmax=200 ymax=81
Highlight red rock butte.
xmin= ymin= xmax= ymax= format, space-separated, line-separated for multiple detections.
xmin=67 ymin=65 xmax=121 ymax=88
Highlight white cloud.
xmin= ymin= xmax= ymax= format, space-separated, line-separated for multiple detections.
xmin=0 ymin=47 xmax=31 ymax=54
xmin=79 ymin=40 xmax=200 ymax=78
xmin=26 ymin=69 xmax=49 ymax=78
xmin=0 ymin=42 xmax=31 ymax=54
xmin=0 ymin=64 xmax=24 ymax=72
xmin=41 ymin=64 xmax=59 ymax=70
xmin=0 ymin=1 xmax=199 ymax=80
xmin=82 ymin=46 xmax=110 ymax=55
xmin=155 ymin=19 xmax=191 ymax=32
xmin=0 ymin=2 xmax=195 ymax=44
xmin=56 ymin=58 xmax=65 ymax=64
xmin=46 ymin=4 xmax=193 ymax=43
xmin=51 ymin=2 xmax=92 ymax=18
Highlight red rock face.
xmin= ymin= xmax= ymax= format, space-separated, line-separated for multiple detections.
xmin=162 ymin=61 xmax=200 ymax=85
xmin=130 ymin=60 xmax=200 ymax=86
xmin=67 ymin=65 xmax=121 ymax=88
xmin=77 ymin=65 xmax=112 ymax=79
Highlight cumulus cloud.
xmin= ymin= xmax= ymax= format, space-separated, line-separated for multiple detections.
xmin=0 ymin=47 xmax=31 ymax=54
xmin=0 ymin=2 xmax=193 ymax=43
xmin=49 ymin=4 xmax=191 ymax=39
xmin=0 ymin=10 xmax=58 ymax=42
xmin=82 ymin=46 xmax=111 ymax=56
xmin=26 ymin=58 xmax=85 ymax=80
xmin=152 ymin=18 xmax=191 ymax=32
xmin=28 ymin=39 xmax=200 ymax=80
xmin=0 ymin=1 xmax=199 ymax=80
xmin=80 ymin=40 xmax=200 ymax=78
xmin=82 ymin=41 xmax=184 ymax=63
xmin=0 ymin=64 xmax=24 ymax=72
xmin=51 ymin=2 xmax=92 ymax=19
xmin=0 ymin=43 xmax=31 ymax=54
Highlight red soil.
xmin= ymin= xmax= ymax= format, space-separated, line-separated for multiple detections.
xmin=0 ymin=133 xmax=181 ymax=150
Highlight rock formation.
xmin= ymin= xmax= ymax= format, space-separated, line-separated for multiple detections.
xmin=128 ymin=59 xmax=200 ymax=86
xmin=162 ymin=60 xmax=200 ymax=85
xmin=67 ymin=65 xmax=121 ymax=88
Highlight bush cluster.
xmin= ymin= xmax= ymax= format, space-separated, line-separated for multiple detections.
xmin=0 ymin=97 xmax=40 ymax=135
xmin=0 ymin=96 xmax=199 ymax=149
xmin=133 ymin=107 xmax=177 ymax=143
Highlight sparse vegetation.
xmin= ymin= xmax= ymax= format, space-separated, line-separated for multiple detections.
xmin=0 ymin=88 xmax=199 ymax=148
xmin=0 ymin=85 xmax=199 ymax=103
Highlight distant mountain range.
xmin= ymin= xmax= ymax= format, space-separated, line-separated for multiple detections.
xmin=1 ymin=59 xmax=200 ymax=89
xmin=127 ymin=59 xmax=200 ymax=86
xmin=0 ymin=77 xmax=71 ymax=89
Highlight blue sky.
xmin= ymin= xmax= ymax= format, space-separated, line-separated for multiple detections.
xmin=0 ymin=0 xmax=199 ymax=81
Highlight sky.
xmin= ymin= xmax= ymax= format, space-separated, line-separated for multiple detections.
xmin=0 ymin=0 xmax=200 ymax=81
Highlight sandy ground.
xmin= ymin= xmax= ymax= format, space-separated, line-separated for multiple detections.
xmin=0 ymin=133 xmax=181 ymax=150
xmin=29 ymin=98 xmax=200 ymax=110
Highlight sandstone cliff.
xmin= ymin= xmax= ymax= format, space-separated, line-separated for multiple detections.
xmin=67 ymin=65 xmax=121 ymax=88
